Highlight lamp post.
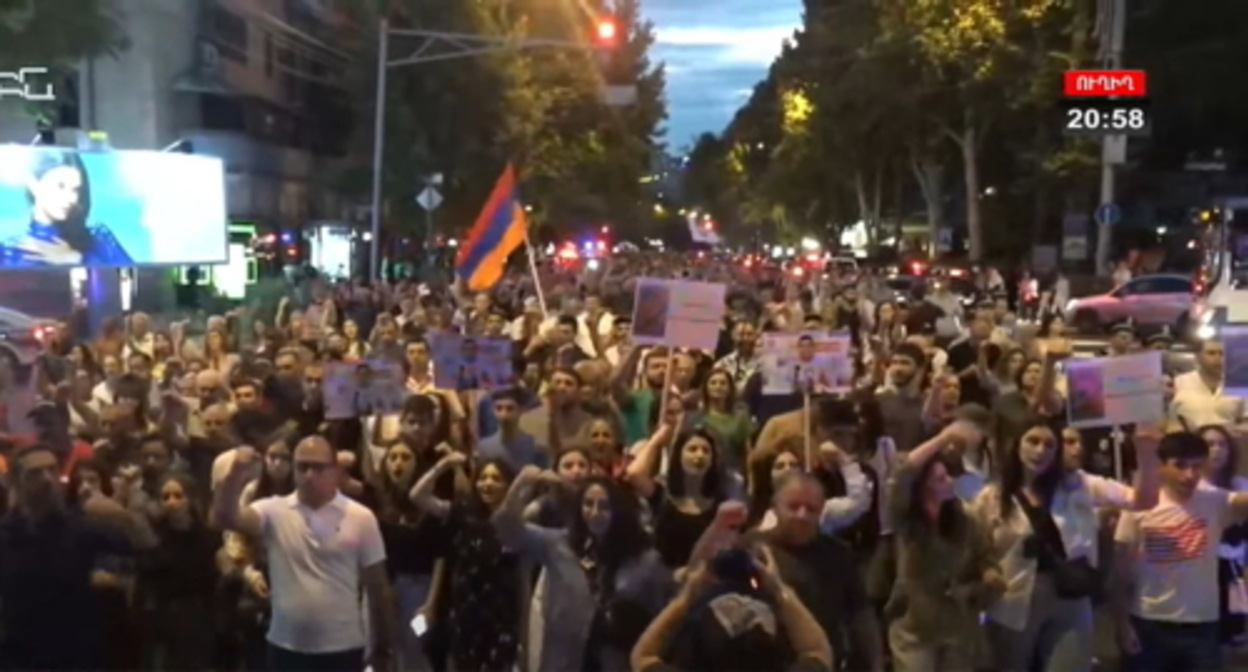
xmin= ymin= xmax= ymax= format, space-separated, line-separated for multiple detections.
xmin=365 ymin=19 xmax=635 ymax=279
xmin=1093 ymin=0 xmax=1127 ymax=276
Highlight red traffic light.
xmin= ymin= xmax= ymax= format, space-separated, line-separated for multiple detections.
xmin=595 ymin=18 xmax=618 ymax=44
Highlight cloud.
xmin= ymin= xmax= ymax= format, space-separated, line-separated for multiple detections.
xmin=647 ymin=0 xmax=800 ymax=145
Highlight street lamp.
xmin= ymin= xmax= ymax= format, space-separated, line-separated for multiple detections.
xmin=367 ymin=19 xmax=629 ymax=279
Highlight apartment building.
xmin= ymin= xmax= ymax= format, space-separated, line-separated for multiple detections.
xmin=0 ymin=0 xmax=359 ymax=230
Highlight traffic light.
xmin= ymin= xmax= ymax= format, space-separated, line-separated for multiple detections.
xmin=594 ymin=18 xmax=618 ymax=47
xmin=591 ymin=15 xmax=636 ymax=106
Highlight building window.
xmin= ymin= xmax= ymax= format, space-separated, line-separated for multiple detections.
xmin=209 ymin=5 xmax=248 ymax=63
xmin=276 ymin=46 xmax=297 ymax=70
xmin=200 ymin=94 xmax=246 ymax=132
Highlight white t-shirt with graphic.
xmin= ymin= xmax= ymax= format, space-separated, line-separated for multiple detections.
xmin=1115 ymin=484 xmax=1232 ymax=623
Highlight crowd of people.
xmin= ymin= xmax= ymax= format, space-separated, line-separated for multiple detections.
xmin=0 ymin=254 xmax=1238 ymax=672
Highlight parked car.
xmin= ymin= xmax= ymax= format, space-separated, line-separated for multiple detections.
xmin=1065 ymin=273 xmax=1193 ymax=334
xmin=0 ymin=306 xmax=56 ymax=369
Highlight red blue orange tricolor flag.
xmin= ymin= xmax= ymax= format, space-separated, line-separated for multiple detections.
xmin=455 ymin=165 xmax=527 ymax=291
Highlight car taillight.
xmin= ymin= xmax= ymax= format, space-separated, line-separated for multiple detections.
xmin=31 ymin=326 xmax=53 ymax=342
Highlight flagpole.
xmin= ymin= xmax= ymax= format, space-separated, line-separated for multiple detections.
xmin=513 ymin=164 xmax=548 ymax=319
xmin=524 ymin=232 xmax=549 ymax=319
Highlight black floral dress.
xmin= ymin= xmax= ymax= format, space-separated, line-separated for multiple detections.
xmin=446 ymin=503 xmax=523 ymax=672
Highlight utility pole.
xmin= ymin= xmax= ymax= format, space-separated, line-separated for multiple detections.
xmin=1094 ymin=0 xmax=1127 ymax=276
xmin=367 ymin=19 xmax=389 ymax=285
xmin=365 ymin=20 xmax=633 ymax=280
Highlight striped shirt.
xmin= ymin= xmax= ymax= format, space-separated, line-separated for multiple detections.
xmin=1116 ymin=484 xmax=1231 ymax=622
xmin=1142 ymin=516 xmax=1209 ymax=565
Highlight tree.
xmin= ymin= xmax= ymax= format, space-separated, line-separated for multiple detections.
xmin=336 ymin=0 xmax=665 ymax=249
xmin=0 ymin=0 xmax=125 ymax=65
xmin=511 ymin=0 xmax=667 ymax=241
xmin=0 ymin=0 xmax=128 ymax=122
xmin=1128 ymin=0 xmax=1248 ymax=170
xmin=336 ymin=0 xmax=519 ymax=248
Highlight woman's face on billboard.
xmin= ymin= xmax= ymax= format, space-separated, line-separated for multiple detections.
xmin=32 ymin=165 xmax=83 ymax=223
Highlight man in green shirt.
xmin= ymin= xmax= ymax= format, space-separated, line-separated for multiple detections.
xmin=614 ymin=345 xmax=670 ymax=444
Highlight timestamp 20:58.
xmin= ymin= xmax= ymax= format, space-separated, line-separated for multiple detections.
xmin=1060 ymin=99 xmax=1152 ymax=137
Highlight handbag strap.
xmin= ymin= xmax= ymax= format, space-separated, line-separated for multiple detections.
xmin=1014 ymin=493 xmax=1070 ymax=561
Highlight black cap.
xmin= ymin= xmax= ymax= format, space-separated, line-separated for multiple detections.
xmin=669 ymin=590 xmax=783 ymax=672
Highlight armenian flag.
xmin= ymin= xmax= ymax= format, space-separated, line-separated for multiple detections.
xmin=455 ymin=165 xmax=527 ymax=291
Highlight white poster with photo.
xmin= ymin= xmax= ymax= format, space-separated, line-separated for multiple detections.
xmin=323 ymin=362 xmax=356 ymax=420
xmin=1222 ymin=325 xmax=1248 ymax=397
xmin=1065 ymin=350 xmax=1164 ymax=428
xmin=759 ymin=331 xmax=854 ymax=395
xmin=630 ymin=277 xmax=726 ymax=350
xmin=363 ymin=359 xmax=407 ymax=415
xmin=322 ymin=359 xmax=407 ymax=419
xmin=430 ymin=334 xmax=516 ymax=391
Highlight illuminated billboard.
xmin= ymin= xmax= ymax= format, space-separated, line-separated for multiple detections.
xmin=0 ymin=145 xmax=227 ymax=267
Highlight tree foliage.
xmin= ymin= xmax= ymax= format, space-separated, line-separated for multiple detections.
xmin=682 ymin=0 xmax=1108 ymax=261
xmin=0 ymin=0 xmax=126 ymax=66
xmin=338 ymin=0 xmax=666 ymax=246
xmin=0 ymin=0 xmax=128 ymax=121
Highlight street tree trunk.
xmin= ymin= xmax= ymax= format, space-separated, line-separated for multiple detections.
xmin=947 ymin=119 xmax=983 ymax=261
xmin=911 ymin=152 xmax=944 ymax=255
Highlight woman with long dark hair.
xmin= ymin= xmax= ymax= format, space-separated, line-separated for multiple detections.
xmin=1198 ymin=424 xmax=1248 ymax=647
xmin=67 ymin=459 xmax=142 ymax=671
xmin=524 ymin=446 xmax=592 ymax=529
xmin=409 ymin=454 xmax=523 ymax=672
xmin=138 ymin=472 xmax=219 ymax=671
xmin=971 ymin=415 xmax=1160 ymax=672
xmin=745 ymin=438 xmax=803 ymax=528
xmin=495 ymin=470 xmax=671 ymax=671
xmin=374 ymin=435 xmax=448 ymax=672
xmin=363 ymin=393 xmax=458 ymax=672
xmin=689 ymin=368 xmax=753 ymax=474
xmin=879 ymin=421 xmax=1002 ymax=671
xmin=625 ymin=421 xmax=729 ymax=569
xmin=3 ymin=149 xmax=131 ymax=266
xmin=240 ymin=435 xmax=295 ymax=505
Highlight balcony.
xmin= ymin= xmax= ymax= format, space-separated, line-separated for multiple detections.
xmin=177 ymin=127 xmax=346 ymax=223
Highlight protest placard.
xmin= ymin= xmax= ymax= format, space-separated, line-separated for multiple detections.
xmin=759 ymin=331 xmax=853 ymax=395
xmin=431 ymin=334 xmax=516 ymax=391
xmin=1065 ymin=350 xmax=1164 ymax=428
xmin=322 ymin=359 xmax=406 ymax=419
xmin=1222 ymin=325 xmax=1248 ymax=397
xmin=630 ymin=277 xmax=726 ymax=350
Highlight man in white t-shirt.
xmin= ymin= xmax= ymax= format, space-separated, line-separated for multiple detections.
xmin=1169 ymin=339 xmax=1244 ymax=430
xmin=213 ymin=435 xmax=395 ymax=672
xmin=1114 ymin=431 xmax=1248 ymax=672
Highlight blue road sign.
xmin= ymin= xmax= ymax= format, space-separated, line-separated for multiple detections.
xmin=1094 ymin=203 xmax=1121 ymax=226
